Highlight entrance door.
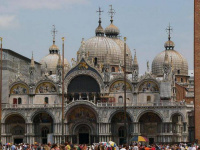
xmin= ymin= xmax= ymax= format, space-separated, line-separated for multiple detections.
xmin=149 ymin=138 xmax=154 ymax=144
xmin=78 ymin=125 xmax=90 ymax=144
xmin=79 ymin=133 xmax=89 ymax=144
xmin=42 ymin=138 xmax=47 ymax=144
xmin=119 ymin=138 xmax=125 ymax=145
xmin=14 ymin=139 xmax=23 ymax=144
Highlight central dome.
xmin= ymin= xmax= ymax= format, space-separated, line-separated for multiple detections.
xmin=78 ymin=36 xmax=123 ymax=66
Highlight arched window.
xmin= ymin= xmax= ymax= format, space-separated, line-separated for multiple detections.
xmin=111 ymin=67 xmax=115 ymax=72
xmin=41 ymin=127 xmax=49 ymax=137
xmin=177 ymin=70 xmax=180 ymax=74
xmin=18 ymin=98 xmax=22 ymax=104
xmin=94 ymin=57 xmax=97 ymax=66
xmin=147 ymin=96 xmax=151 ymax=103
xmin=118 ymin=96 xmax=123 ymax=103
xmin=45 ymin=97 xmax=49 ymax=104
xmin=49 ymin=71 xmax=52 ymax=75
xmin=181 ymin=78 xmax=183 ymax=82
xmin=13 ymin=98 xmax=17 ymax=104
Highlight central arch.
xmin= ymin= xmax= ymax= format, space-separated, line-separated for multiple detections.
xmin=67 ymin=75 xmax=101 ymax=101
xmin=66 ymin=105 xmax=98 ymax=144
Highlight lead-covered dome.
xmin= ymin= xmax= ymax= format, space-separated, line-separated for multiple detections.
xmin=78 ymin=36 xmax=123 ymax=66
xmin=105 ymin=23 xmax=120 ymax=37
xmin=40 ymin=53 xmax=70 ymax=75
xmin=112 ymin=38 xmax=133 ymax=72
xmin=152 ymin=47 xmax=188 ymax=76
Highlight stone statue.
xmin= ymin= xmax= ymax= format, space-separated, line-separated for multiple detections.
xmin=71 ymin=58 xmax=76 ymax=67
xmin=132 ymin=68 xmax=138 ymax=81
xmin=119 ymin=60 xmax=122 ymax=73
xmin=147 ymin=61 xmax=150 ymax=72
xmin=43 ymin=63 xmax=49 ymax=77
xmin=99 ymin=63 xmax=103 ymax=72
xmin=104 ymin=65 xmax=110 ymax=82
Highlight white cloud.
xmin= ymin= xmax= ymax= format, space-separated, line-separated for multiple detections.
xmin=0 ymin=15 xmax=19 ymax=29
xmin=0 ymin=0 xmax=90 ymax=12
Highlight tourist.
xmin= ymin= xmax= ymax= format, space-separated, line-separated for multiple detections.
xmin=11 ymin=144 xmax=16 ymax=150
xmin=133 ymin=144 xmax=138 ymax=150
xmin=51 ymin=144 xmax=59 ymax=150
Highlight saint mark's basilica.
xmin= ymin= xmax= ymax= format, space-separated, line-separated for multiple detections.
xmin=0 ymin=6 xmax=195 ymax=145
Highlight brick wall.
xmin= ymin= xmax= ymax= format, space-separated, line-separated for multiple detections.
xmin=194 ymin=0 xmax=200 ymax=142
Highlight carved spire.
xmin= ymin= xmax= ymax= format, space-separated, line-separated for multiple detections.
xmin=30 ymin=51 xmax=35 ymax=68
xmin=57 ymin=52 xmax=62 ymax=67
xmin=133 ymin=49 xmax=138 ymax=66
xmin=163 ymin=50 xmax=171 ymax=81
xmin=164 ymin=50 xmax=169 ymax=65
xmin=81 ymin=38 xmax=86 ymax=58
xmin=132 ymin=49 xmax=139 ymax=82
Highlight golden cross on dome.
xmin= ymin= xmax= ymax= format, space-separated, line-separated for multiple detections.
xmin=108 ymin=5 xmax=115 ymax=23
xmin=97 ymin=7 xmax=103 ymax=21
xmin=166 ymin=23 xmax=173 ymax=41
xmin=51 ymin=25 xmax=57 ymax=44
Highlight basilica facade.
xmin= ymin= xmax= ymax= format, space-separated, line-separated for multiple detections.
xmin=1 ymin=7 xmax=194 ymax=145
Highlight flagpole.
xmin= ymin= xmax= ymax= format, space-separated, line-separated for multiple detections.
xmin=0 ymin=37 xmax=2 ymax=144
xmin=123 ymin=37 xmax=127 ymax=144
xmin=61 ymin=37 xmax=65 ymax=144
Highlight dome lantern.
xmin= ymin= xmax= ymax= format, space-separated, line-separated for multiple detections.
xmin=105 ymin=5 xmax=120 ymax=38
xmin=49 ymin=25 xmax=59 ymax=54
xmin=164 ymin=23 xmax=175 ymax=50
xmin=95 ymin=7 xmax=104 ymax=37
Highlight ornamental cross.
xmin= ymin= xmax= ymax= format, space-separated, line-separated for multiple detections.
xmin=51 ymin=25 xmax=57 ymax=44
xmin=108 ymin=5 xmax=115 ymax=22
xmin=97 ymin=7 xmax=103 ymax=21
xmin=166 ymin=23 xmax=173 ymax=40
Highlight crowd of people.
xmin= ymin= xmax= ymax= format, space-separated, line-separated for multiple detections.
xmin=0 ymin=142 xmax=199 ymax=150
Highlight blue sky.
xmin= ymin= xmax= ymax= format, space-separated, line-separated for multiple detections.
xmin=0 ymin=0 xmax=193 ymax=74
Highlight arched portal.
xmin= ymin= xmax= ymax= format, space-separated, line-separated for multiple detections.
xmin=139 ymin=112 xmax=162 ymax=144
xmin=74 ymin=124 xmax=91 ymax=144
xmin=33 ymin=112 xmax=53 ymax=144
xmin=111 ymin=112 xmax=132 ymax=145
xmin=5 ymin=114 xmax=26 ymax=144
xmin=67 ymin=75 xmax=100 ymax=101
xmin=66 ymin=105 xmax=98 ymax=144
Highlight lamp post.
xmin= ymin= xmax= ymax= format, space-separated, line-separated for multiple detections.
xmin=61 ymin=37 xmax=65 ymax=144
xmin=123 ymin=37 xmax=127 ymax=144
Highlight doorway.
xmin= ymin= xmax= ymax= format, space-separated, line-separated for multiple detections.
xmin=79 ymin=133 xmax=89 ymax=144
xmin=149 ymin=138 xmax=154 ymax=144
xmin=77 ymin=125 xmax=90 ymax=144
xmin=14 ymin=139 xmax=23 ymax=144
